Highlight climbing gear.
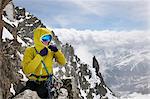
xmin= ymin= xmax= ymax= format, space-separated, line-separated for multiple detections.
xmin=33 ymin=80 xmax=46 ymax=85
xmin=34 ymin=47 xmax=55 ymax=99
xmin=41 ymin=34 xmax=52 ymax=42
xmin=33 ymin=47 xmax=64 ymax=98
xmin=30 ymin=74 xmax=49 ymax=79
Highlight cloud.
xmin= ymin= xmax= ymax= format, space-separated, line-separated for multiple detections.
xmin=75 ymin=45 xmax=93 ymax=66
xmin=53 ymin=28 xmax=150 ymax=69
xmin=53 ymin=28 xmax=150 ymax=46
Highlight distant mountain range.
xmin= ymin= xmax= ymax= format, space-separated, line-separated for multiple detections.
xmin=53 ymin=28 xmax=150 ymax=96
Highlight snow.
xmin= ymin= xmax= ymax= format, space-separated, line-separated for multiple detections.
xmin=115 ymin=51 xmax=145 ymax=68
xmin=3 ymin=1 xmax=14 ymax=21
xmin=53 ymin=28 xmax=150 ymax=96
xmin=25 ymin=12 xmax=32 ymax=19
xmin=18 ymin=69 xmax=28 ymax=82
xmin=25 ymin=24 xmax=33 ymax=26
xmin=84 ymin=66 xmax=101 ymax=88
xmin=17 ymin=51 xmax=23 ymax=60
xmin=58 ymin=88 xmax=68 ymax=99
xmin=18 ymin=18 xmax=25 ymax=23
xmin=2 ymin=26 xmax=27 ymax=47
xmin=35 ymin=20 xmax=40 ymax=23
xmin=62 ymin=76 xmax=73 ymax=79
xmin=10 ymin=83 xmax=15 ymax=95
xmin=120 ymin=93 xmax=150 ymax=99
xmin=17 ymin=36 xmax=27 ymax=46
xmin=3 ymin=15 xmax=27 ymax=47
xmin=80 ymin=89 xmax=87 ymax=99
xmin=3 ymin=15 xmax=18 ymax=27
xmin=2 ymin=27 xmax=14 ymax=41
xmin=24 ymin=37 xmax=33 ymax=43
xmin=53 ymin=66 xmax=59 ymax=74
xmin=104 ymin=86 xmax=118 ymax=99
xmin=92 ymin=93 xmax=100 ymax=99
xmin=61 ymin=67 xmax=66 ymax=72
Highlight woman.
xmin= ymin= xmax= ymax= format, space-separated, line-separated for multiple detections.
xmin=19 ymin=27 xmax=66 ymax=98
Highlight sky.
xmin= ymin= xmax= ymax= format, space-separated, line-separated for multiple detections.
xmin=13 ymin=0 xmax=150 ymax=31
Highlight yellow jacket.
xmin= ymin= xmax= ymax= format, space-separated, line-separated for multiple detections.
xmin=21 ymin=28 xmax=66 ymax=81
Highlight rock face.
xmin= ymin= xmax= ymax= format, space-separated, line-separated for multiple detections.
xmin=0 ymin=3 xmax=45 ymax=99
xmin=15 ymin=6 xmax=46 ymax=39
xmin=58 ymin=44 xmax=116 ymax=99
xmin=1 ymin=3 xmax=117 ymax=99
xmin=0 ymin=38 xmax=22 ymax=99
xmin=13 ymin=90 xmax=40 ymax=99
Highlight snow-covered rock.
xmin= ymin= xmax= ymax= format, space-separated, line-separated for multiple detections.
xmin=3 ymin=1 xmax=15 ymax=22
xmin=12 ymin=90 xmax=40 ymax=99
xmin=58 ymin=88 xmax=68 ymax=99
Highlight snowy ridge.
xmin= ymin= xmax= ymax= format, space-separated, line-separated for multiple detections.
xmin=53 ymin=28 xmax=150 ymax=96
xmin=2 ymin=26 xmax=27 ymax=46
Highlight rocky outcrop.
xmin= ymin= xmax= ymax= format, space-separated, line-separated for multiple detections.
xmin=13 ymin=90 xmax=40 ymax=99
xmin=59 ymin=44 xmax=116 ymax=99
xmin=15 ymin=6 xmax=46 ymax=39
xmin=0 ymin=39 xmax=22 ymax=99
xmin=1 ymin=3 xmax=117 ymax=99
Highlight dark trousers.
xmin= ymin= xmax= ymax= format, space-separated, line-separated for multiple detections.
xmin=16 ymin=80 xmax=48 ymax=99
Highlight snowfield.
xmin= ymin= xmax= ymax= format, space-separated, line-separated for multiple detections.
xmin=120 ymin=93 xmax=150 ymax=99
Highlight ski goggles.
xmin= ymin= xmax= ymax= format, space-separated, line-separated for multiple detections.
xmin=41 ymin=34 xmax=52 ymax=42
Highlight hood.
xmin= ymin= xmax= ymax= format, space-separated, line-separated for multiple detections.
xmin=33 ymin=28 xmax=52 ymax=51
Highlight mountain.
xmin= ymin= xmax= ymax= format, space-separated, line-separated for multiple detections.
xmin=53 ymin=28 xmax=150 ymax=96
xmin=59 ymin=44 xmax=117 ymax=99
xmin=0 ymin=2 xmax=117 ymax=99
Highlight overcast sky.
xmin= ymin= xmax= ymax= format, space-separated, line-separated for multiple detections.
xmin=13 ymin=0 xmax=150 ymax=31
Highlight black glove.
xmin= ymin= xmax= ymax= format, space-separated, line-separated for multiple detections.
xmin=48 ymin=45 xmax=58 ymax=52
xmin=39 ymin=47 xmax=48 ymax=56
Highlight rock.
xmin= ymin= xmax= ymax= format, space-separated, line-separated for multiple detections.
xmin=58 ymin=88 xmax=68 ymax=99
xmin=60 ymin=43 xmax=116 ymax=99
xmin=0 ymin=40 xmax=22 ymax=99
xmin=13 ymin=90 xmax=40 ymax=99
xmin=15 ymin=6 xmax=46 ymax=40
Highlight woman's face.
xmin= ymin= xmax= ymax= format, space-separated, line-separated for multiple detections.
xmin=42 ymin=41 xmax=50 ymax=46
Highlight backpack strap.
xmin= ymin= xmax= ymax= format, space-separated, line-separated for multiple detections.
xmin=33 ymin=47 xmax=50 ymax=75
xmin=34 ymin=47 xmax=54 ymax=98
